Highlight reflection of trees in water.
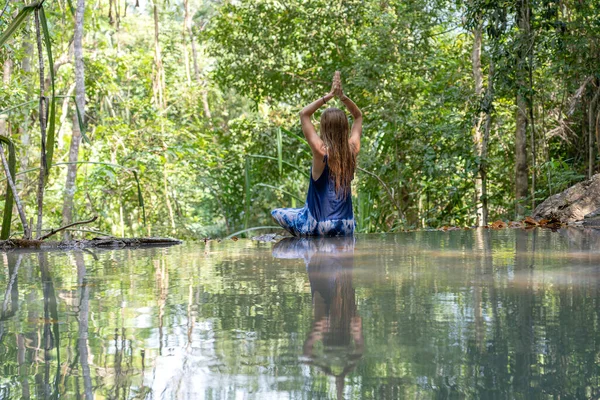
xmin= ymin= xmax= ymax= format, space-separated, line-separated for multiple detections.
xmin=1 ymin=231 xmax=600 ymax=398
xmin=458 ymin=229 xmax=600 ymax=399
xmin=37 ymin=252 xmax=61 ymax=399
xmin=273 ymin=237 xmax=364 ymax=400
xmin=75 ymin=252 xmax=93 ymax=400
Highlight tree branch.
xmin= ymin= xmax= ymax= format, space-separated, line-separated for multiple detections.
xmin=39 ymin=215 xmax=98 ymax=240
xmin=357 ymin=166 xmax=406 ymax=222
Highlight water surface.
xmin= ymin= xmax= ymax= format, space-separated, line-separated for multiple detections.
xmin=1 ymin=228 xmax=600 ymax=399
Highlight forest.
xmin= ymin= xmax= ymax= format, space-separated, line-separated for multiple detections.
xmin=0 ymin=0 xmax=599 ymax=239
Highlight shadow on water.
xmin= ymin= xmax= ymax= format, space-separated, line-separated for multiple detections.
xmin=273 ymin=237 xmax=363 ymax=400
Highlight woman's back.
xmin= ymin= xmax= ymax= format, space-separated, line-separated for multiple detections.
xmin=271 ymin=71 xmax=361 ymax=237
xmin=307 ymin=156 xmax=353 ymax=223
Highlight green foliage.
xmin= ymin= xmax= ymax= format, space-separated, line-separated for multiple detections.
xmin=0 ymin=135 xmax=16 ymax=239
xmin=0 ymin=1 xmax=38 ymax=47
xmin=0 ymin=0 xmax=598 ymax=238
xmin=39 ymin=6 xmax=56 ymax=176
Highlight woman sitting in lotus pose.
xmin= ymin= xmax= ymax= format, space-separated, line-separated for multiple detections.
xmin=272 ymin=72 xmax=363 ymax=236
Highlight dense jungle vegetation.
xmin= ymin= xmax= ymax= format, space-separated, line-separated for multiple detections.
xmin=0 ymin=0 xmax=599 ymax=239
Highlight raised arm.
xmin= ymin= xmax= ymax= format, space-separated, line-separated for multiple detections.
xmin=340 ymin=93 xmax=363 ymax=154
xmin=300 ymin=94 xmax=334 ymax=157
xmin=300 ymin=73 xmax=340 ymax=157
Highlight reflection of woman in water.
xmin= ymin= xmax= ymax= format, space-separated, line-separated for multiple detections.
xmin=273 ymin=237 xmax=364 ymax=400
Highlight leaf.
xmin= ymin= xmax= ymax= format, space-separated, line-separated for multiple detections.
xmin=0 ymin=135 xmax=17 ymax=240
xmin=523 ymin=216 xmax=538 ymax=226
xmin=39 ymin=6 xmax=56 ymax=177
xmin=489 ymin=220 xmax=507 ymax=229
xmin=74 ymin=96 xmax=90 ymax=143
xmin=0 ymin=2 xmax=39 ymax=47
xmin=66 ymin=0 xmax=75 ymax=16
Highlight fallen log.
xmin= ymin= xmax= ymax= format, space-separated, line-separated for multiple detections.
xmin=0 ymin=237 xmax=182 ymax=250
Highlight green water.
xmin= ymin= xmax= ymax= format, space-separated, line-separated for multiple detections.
xmin=1 ymin=228 xmax=600 ymax=399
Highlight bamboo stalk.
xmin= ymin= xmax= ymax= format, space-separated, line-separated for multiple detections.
xmin=34 ymin=9 xmax=47 ymax=239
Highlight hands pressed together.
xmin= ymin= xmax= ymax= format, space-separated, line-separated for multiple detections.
xmin=329 ymin=71 xmax=347 ymax=101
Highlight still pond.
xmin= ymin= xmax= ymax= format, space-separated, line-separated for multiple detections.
xmin=1 ymin=228 xmax=599 ymax=399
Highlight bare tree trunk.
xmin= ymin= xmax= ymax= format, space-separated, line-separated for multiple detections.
xmin=0 ymin=144 xmax=30 ymax=238
xmin=201 ymin=90 xmax=212 ymax=121
xmin=153 ymin=3 xmax=166 ymax=109
xmin=515 ymin=0 xmax=530 ymax=218
xmin=481 ymin=60 xmax=495 ymax=227
xmin=62 ymin=117 xmax=82 ymax=240
xmin=57 ymin=83 xmax=76 ymax=148
xmin=163 ymin=163 xmax=175 ymax=231
xmin=185 ymin=0 xmax=200 ymax=83
xmin=22 ymin=23 xmax=32 ymax=73
xmin=182 ymin=0 xmax=192 ymax=86
xmin=0 ymin=55 xmax=11 ymax=136
xmin=18 ymin=23 xmax=34 ymax=194
xmin=471 ymin=21 xmax=485 ymax=226
xmin=2 ymin=54 xmax=11 ymax=84
xmin=34 ymin=10 xmax=47 ymax=239
xmin=589 ymin=84 xmax=600 ymax=178
xmin=184 ymin=0 xmax=212 ymax=121
xmin=62 ymin=0 xmax=85 ymax=241
xmin=527 ymin=25 xmax=537 ymax=210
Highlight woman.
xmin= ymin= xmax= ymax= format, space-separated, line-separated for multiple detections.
xmin=272 ymin=72 xmax=363 ymax=236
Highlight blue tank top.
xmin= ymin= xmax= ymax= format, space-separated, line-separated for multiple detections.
xmin=306 ymin=156 xmax=354 ymax=222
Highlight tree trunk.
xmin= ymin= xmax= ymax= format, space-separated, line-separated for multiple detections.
xmin=57 ymin=83 xmax=76 ymax=148
xmin=0 ymin=143 xmax=30 ymax=238
xmin=0 ymin=55 xmax=11 ymax=136
xmin=527 ymin=21 xmax=537 ymax=210
xmin=471 ymin=21 xmax=485 ymax=226
xmin=62 ymin=0 xmax=85 ymax=241
xmin=19 ymin=25 xmax=33 ymax=192
xmin=34 ymin=10 xmax=47 ymax=239
xmin=184 ymin=0 xmax=212 ymax=121
xmin=21 ymin=22 xmax=32 ymax=73
xmin=2 ymin=53 xmax=11 ymax=84
xmin=515 ymin=0 xmax=530 ymax=218
xmin=62 ymin=115 xmax=83 ymax=240
xmin=589 ymin=84 xmax=600 ymax=178
xmin=481 ymin=60 xmax=495 ymax=227
xmin=201 ymin=90 xmax=212 ymax=121
xmin=182 ymin=0 xmax=192 ymax=85
xmin=164 ymin=162 xmax=175 ymax=231
xmin=153 ymin=3 xmax=166 ymax=109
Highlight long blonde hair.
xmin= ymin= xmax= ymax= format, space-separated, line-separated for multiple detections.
xmin=320 ymin=108 xmax=356 ymax=197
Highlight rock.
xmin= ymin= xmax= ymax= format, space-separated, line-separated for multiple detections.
xmin=583 ymin=208 xmax=600 ymax=227
xmin=251 ymin=233 xmax=287 ymax=242
xmin=533 ymin=173 xmax=600 ymax=224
